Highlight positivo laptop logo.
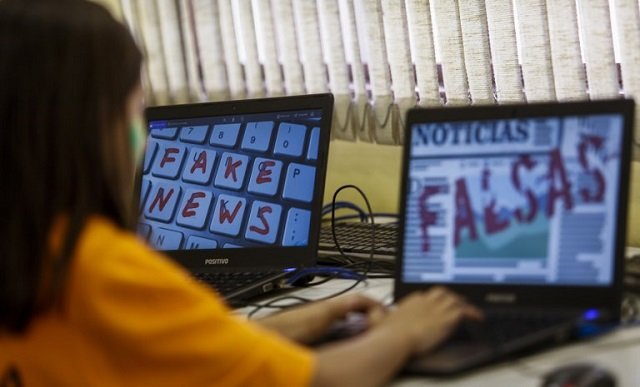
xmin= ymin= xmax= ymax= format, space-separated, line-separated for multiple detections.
xmin=205 ymin=258 xmax=230 ymax=265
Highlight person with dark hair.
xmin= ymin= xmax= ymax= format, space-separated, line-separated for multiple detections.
xmin=0 ymin=1 xmax=481 ymax=386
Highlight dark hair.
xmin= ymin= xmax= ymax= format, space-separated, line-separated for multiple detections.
xmin=0 ymin=0 xmax=142 ymax=333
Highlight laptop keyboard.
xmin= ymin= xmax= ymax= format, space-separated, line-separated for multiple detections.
xmin=455 ymin=310 xmax=577 ymax=346
xmin=138 ymin=120 xmax=321 ymax=250
xmin=194 ymin=270 xmax=281 ymax=297
xmin=318 ymin=222 xmax=399 ymax=257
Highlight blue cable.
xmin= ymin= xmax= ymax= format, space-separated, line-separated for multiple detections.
xmin=286 ymin=266 xmax=366 ymax=285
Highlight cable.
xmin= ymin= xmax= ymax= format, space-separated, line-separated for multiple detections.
xmin=285 ymin=266 xmax=366 ymax=285
xmin=247 ymin=184 xmax=378 ymax=318
xmin=321 ymin=201 xmax=368 ymax=222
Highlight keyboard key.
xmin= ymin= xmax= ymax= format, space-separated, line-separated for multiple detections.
xmin=282 ymin=208 xmax=311 ymax=246
xmin=137 ymin=223 xmax=151 ymax=241
xmin=179 ymin=125 xmax=209 ymax=144
xmin=150 ymin=227 xmax=183 ymax=249
xmin=307 ymin=127 xmax=320 ymax=160
xmin=151 ymin=127 xmax=179 ymax=140
xmin=182 ymin=148 xmax=217 ymax=184
xmin=283 ymin=163 xmax=316 ymax=202
xmin=214 ymin=152 xmax=249 ymax=190
xmin=139 ymin=178 xmax=152 ymax=212
xmin=210 ymin=194 xmax=247 ymax=236
xmin=274 ymin=122 xmax=307 ymax=157
xmin=176 ymin=189 xmax=214 ymax=229
xmin=152 ymin=144 xmax=187 ymax=179
xmin=223 ymin=243 xmax=241 ymax=248
xmin=245 ymin=201 xmax=283 ymax=244
xmin=143 ymin=140 xmax=158 ymax=174
xmin=144 ymin=183 xmax=182 ymax=222
xmin=186 ymin=236 xmax=218 ymax=249
xmin=241 ymin=121 xmax=274 ymax=152
xmin=210 ymin=123 xmax=241 ymax=147
xmin=247 ymin=158 xmax=283 ymax=197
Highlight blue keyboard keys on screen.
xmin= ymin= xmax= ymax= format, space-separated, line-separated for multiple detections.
xmin=245 ymin=201 xmax=283 ymax=244
xmin=307 ymin=127 xmax=320 ymax=160
xmin=214 ymin=153 xmax=249 ymax=190
xmin=183 ymin=148 xmax=217 ymax=184
xmin=282 ymin=208 xmax=311 ymax=246
xmin=177 ymin=189 xmax=214 ymax=229
xmin=186 ymin=235 xmax=218 ymax=249
xmin=143 ymin=140 xmax=158 ymax=174
xmin=247 ymin=158 xmax=283 ymax=197
xmin=151 ymin=127 xmax=179 ymax=140
xmin=145 ymin=183 xmax=182 ymax=222
xmin=210 ymin=194 xmax=247 ymax=236
xmin=241 ymin=121 xmax=274 ymax=151
xmin=211 ymin=123 xmax=241 ymax=147
xmin=283 ymin=163 xmax=315 ymax=203
xmin=274 ymin=122 xmax=307 ymax=157
xmin=140 ymin=112 xmax=322 ymax=250
xmin=179 ymin=125 xmax=209 ymax=144
xmin=152 ymin=227 xmax=183 ymax=249
xmin=140 ymin=178 xmax=152 ymax=211
xmin=152 ymin=144 xmax=187 ymax=179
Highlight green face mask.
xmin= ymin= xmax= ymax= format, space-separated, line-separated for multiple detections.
xmin=129 ymin=116 xmax=146 ymax=167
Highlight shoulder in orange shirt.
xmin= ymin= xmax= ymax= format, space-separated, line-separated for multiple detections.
xmin=0 ymin=216 xmax=314 ymax=387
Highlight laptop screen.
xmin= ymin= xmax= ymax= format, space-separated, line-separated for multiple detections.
xmin=138 ymin=107 xmax=325 ymax=251
xmin=402 ymin=112 xmax=625 ymax=287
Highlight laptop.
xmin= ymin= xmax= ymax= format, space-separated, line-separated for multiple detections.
xmin=396 ymin=99 xmax=634 ymax=374
xmin=136 ymin=94 xmax=333 ymax=305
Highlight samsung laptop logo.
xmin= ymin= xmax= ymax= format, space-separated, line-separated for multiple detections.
xmin=485 ymin=293 xmax=517 ymax=304
xmin=205 ymin=258 xmax=229 ymax=265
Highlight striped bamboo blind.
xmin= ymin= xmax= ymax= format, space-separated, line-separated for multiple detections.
xmin=121 ymin=0 xmax=640 ymax=145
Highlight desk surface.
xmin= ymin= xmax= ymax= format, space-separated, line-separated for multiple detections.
xmin=239 ymin=278 xmax=640 ymax=386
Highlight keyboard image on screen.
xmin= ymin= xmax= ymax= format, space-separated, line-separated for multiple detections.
xmin=138 ymin=109 xmax=323 ymax=251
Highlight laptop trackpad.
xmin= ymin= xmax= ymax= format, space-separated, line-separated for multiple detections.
xmin=404 ymin=341 xmax=496 ymax=374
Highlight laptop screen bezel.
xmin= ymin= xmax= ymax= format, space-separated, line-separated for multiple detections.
xmin=394 ymin=99 xmax=634 ymax=318
xmin=136 ymin=93 xmax=334 ymax=272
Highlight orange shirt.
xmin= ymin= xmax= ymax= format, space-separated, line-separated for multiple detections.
xmin=0 ymin=216 xmax=314 ymax=386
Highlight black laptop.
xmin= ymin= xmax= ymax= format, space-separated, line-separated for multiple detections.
xmin=136 ymin=94 xmax=333 ymax=305
xmin=395 ymin=99 xmax=634 ymax=374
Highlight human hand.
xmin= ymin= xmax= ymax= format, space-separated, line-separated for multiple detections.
xmin=376 ymin=287 xmax=483 ymax=354
xmin=257 ymin=294 xmax=385 ymax=345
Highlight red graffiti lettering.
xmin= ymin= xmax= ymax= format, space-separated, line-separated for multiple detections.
xmin=419 ymin=185 xmax=444 ymax=252
xmin=454 ymin=178 xmax=478 ymax=247
xmin=578 ymin=135 xmax=606 ymax=203
xmin=257 ymin=161 xmax=276 ymax=184
xmin=190 ymin=151 xmax=208 ymax=174
xmin=160 ymin=148 xmax=179 ymax=168
xmin=148 ymin=187 xmax=174 ymax=213
xmin=249 ymin=206 xmax=272 ymax=235
xmin=547 ymin=149 xmax=573 ymax=217
xmin=224 ymin=157 xmax=242 ymax=182
xmin=219 ymin=200 xmax=242 ymax=224
xmin=182 ymin=192 xmax=205 ymax=218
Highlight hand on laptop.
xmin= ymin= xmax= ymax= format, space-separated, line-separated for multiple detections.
xmin=383 ymin=286 xmax=483 ymax=354
xmin=256 ymin=293 xmax=386 ymax=345
xmin=309 ymin=287 xmax=483 ymax=387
